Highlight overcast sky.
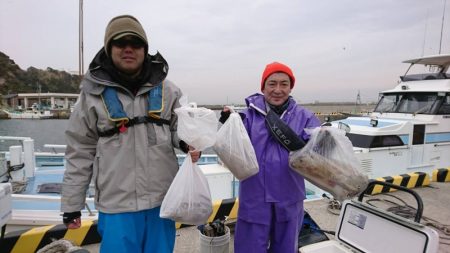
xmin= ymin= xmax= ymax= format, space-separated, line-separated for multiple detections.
xmin=1 ymin=0 xmax=449 ymax=104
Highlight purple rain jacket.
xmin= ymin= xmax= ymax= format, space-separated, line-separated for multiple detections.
xmin=238 ymin=93 xmax=321 ymax=225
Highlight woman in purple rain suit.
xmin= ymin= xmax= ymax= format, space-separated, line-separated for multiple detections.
xmin=232 ymin=62 xmax=320 ymax=253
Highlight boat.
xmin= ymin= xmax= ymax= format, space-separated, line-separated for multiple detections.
xmin=330 ymin=54 xmax=450 ymax=179
xmin=0 ymin=135 xmax=325 ymax=231
xmin=2 ymin=109 xmax=54 ymax=119
xmin=301 ymin=55 xmax=450 ymax=253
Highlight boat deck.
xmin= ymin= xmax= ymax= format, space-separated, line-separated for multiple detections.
xmin=80 ymin=181 xmax=450 ymax=253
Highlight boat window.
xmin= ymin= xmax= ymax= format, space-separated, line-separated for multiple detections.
xmin=437 ymin=94 xmax=450 ymax=115
xmin=396 ymin=93 xmax=438 ymax=114
xmin=374 ymin=94 xmax=401 ymax=113
xmin=346 ymin=133 xmax=405 ymax=148
xmin=401 ymin=73 xmax=448 ymax=81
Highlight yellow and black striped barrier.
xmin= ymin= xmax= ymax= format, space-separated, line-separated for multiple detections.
xmin=432 ymin=168 xmax=450 ymax=182
xmin=177 ymin=198 xmax=239 ymax=228
xmin=1 ymin=198 xmax=239 ymax=252
xmin=1 ymin=220 xmax=100 ymax=253
xmin=366 ymin=172 xmax=430 ymax=195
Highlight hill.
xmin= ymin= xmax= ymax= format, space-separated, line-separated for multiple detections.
xmin=0 ymin=52 xmax=81 ymax=95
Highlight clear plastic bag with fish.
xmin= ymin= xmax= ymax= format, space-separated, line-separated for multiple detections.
xmin=213 ymin=112 xmax=259 ymax=180
xmin=289 ymin=127 xmax=369 ymax=201
xmin=175 ymin=97 xmax=218 ymax=151
xmin=160 ymin=153 xmax=213 ymax=225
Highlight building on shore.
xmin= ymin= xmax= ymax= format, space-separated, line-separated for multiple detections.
xmin=1 ymin=93 xmax=79 ymax=110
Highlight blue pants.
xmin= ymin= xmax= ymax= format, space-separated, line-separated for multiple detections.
xmin=234 ymin=207 xmax=303 ymax=253
xmin=97 ymin=207 xmax=175 ymax=253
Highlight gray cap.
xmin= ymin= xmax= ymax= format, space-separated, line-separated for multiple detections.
xmin=104 ymin=15 xmax=148 ymax=56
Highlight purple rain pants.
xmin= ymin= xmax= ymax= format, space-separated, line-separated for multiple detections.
xmin=234 ymin=203 xmax=304 ymax=253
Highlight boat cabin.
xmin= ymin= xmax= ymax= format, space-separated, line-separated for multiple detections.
xmin=332 ymin=54 xmax=450 ymax=178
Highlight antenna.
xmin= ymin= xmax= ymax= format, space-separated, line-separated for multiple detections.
xmin=422 ymin=9 xmax=429 ymax=56
xmin=439 ymin=0 xmax=447 ymax=54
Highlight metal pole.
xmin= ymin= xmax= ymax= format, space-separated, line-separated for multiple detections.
xmin=439 ymin=0 xmax=447 ymax=54
xmin=79 ymin=0 xmax=84 ymax=76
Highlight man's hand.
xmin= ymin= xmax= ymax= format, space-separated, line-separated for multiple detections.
xmin=219 ymin=106 xmax=231 ymax=124
xmin=219 ymin=106 xmax=246 ymax=124
xmin=63 ymin=211 xmax=82 ymax=229
xmin=188 ymin=145 xmax=201 ymax=163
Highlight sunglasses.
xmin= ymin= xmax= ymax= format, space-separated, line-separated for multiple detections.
xmin=111 ymin=38 xmax=146 ymax=49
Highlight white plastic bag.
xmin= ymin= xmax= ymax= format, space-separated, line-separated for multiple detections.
xmin=213 ymin=112 xmax=259 ymax=180
xmin=289 ymin=127 xmax=368 ymax=201
xmin=160 ymin=154 xmax=213 ymax=225
xmin=175 ymin=98 xmax=218 ymax=151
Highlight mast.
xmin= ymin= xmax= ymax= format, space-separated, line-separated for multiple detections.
xmin=78 ymin=0 xmax=84 ymax=76
xmin=38 ymin=83 xmax=41 ymax=110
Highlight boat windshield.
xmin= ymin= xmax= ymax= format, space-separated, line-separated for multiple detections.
xmin=374 ymin=93 xmax=442 ymax=114
xmin=374 ymin=94 xmax=402 ymax=113
xmin=346 ymin=133 xmax=405 ymax=148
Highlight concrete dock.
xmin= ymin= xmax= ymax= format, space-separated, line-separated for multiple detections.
xmin=83 ymin=181 xmax=450 ymax=252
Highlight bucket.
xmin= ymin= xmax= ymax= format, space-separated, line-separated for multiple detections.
xmin=199 ymin=225 xmax=230 ymax=253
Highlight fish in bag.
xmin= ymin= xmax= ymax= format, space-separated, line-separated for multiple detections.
xmin=289 ymin=127 xmax=369 ymax=201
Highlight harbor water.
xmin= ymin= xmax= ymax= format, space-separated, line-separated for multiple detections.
xmin=0 ymin=119 xmax=68 ymax=152
xmin=0 ymin=104 xmax=375 ymax=152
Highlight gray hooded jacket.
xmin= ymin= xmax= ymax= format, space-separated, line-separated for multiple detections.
xmin=61 ymin=50 xmax=182 ymax=213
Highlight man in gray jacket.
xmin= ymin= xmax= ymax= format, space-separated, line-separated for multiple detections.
xmin=61 ymin=15 xmax=200 ymax=253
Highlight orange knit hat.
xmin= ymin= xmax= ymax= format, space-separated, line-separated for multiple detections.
xmin=260 ymin=62 xmax=295 ymax=91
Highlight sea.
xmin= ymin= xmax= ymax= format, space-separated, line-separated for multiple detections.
xmin=0 ymin=119 xmax=68 ymax=152
xmin=0 ymin=104 xmax=375 ymax=153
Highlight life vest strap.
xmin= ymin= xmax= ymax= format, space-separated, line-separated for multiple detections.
xmin=98 ymin=116 xmax=170 ymax=137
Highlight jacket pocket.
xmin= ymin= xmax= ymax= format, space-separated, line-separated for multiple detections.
xmin=145 ymin=143 xmax=178 ymax=194
xmin=147 ymin=124 xmax=171 ymax=146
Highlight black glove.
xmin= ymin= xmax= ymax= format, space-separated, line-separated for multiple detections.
xmin=63 ymin=211 xmax=81 ymax=225
xmin=179 ymin=140 xmax=190 ymax=153
xmin=179 ymin=140 xmax=202 ymax=159
xmin=219 ymin=111 xmax=246 ymax=124
xmin=219 ymin=110 xmax=231 ymax=124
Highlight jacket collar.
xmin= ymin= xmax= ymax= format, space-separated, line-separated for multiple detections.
xmin=245 ymin=93 xmax=296 ymax=114
xmin=82 ymin=48 xmax=169 ymax=96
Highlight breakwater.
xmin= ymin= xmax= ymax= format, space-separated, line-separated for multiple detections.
xmin=1 ymin=103 xmax=376 ymax=121
xmin=206 ymin=103 xmax=376 ymax=122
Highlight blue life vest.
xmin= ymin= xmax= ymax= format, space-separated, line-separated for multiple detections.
xmin=98 ymin=82 xmax=170 ymax=137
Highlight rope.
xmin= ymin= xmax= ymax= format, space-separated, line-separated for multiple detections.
xmin=11 ymin=180 xmax=28 ymax=193
xmin=322 ymin=193 xmax=341 ymax=215
xmin=365 ymin=193 xmax=450 ymax=245
xmin=1 ymin=162 xmax=28 ymax=193
xmin=36 ymin=239 xmax=86 ymax=253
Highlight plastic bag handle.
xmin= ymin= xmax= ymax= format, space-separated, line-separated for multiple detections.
xmin=358 ymin=180 xmax=423 ymax=222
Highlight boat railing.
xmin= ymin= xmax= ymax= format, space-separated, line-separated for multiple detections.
xmin=0 ymin=136 xmax=36 ymax=178
xmin=36 ymin=144 xmax=220 ymax=166
xmin=12 ymin=194 xmax=94 ymax=203
xmin=42 ymin=144 xmax=67 ymax=155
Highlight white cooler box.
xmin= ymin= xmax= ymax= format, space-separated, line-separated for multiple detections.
xmin=300 ymin=181 xmax=439 ymax=253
